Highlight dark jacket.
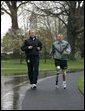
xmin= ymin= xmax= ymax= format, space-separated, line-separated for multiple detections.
xmin=21 ymin=36 xmax=42 ymax=57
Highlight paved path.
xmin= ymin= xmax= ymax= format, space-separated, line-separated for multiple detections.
xmin=22 ymin=71 xmax=84 ymax=110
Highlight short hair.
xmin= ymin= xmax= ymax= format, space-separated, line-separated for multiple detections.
xmin=27 ymin=29 xmax=36 ymax=35
xmin=57 ymin=34 xmax=64 ymax=37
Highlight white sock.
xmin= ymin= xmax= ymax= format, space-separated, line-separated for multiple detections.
xmin=33 ymin=84 xmax=36 ymax=86
xmin=63 ymin=81 xmax=66 ymax=85
xmin=63 ymin=81 xmax=66 ymax=83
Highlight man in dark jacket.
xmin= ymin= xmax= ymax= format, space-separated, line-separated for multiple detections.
xmin=21 ymin=29 xmax=42 ymax=89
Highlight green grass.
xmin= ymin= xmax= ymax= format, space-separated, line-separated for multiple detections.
xmin=1 ymin=58 xmax=84 ymax=75
xmin=78 ymin=76 xmax=84 ymax=95
xmin=68 ymin=59 xmax=84 ymax=70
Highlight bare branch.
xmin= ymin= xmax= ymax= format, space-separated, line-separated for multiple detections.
xmin=1 ymin=7 xmax=11 ymax=16
xmin=24 ymin=9 xmax=48 ymax=17
xmin=57 ymin=16 xmax=68 ymax=27
xmin=17 ymin=1 xmax=29 ymax=9
xmin=65 ymin=1 xmax=71 ymax=7
xmin=30 ymin=2 xmax=68 ymax=17
xmin=4 ymin=1 xmax=12 ymax=10
xmin=55 ymin=1 xmax=69 ymax=15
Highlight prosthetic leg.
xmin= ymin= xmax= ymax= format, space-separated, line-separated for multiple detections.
xmin=56 ymin=66 xmax=60 ymax=88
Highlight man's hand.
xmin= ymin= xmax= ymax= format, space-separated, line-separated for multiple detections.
xmin=37 ymin=47 xmax=40 ymax=50
xmin=63 ymin=49 xmax=70 ymax=55
xmin=63 ymin=50 xmax=68 ymax=54
xmin=28 ymin=46 xmax=33 ymax=49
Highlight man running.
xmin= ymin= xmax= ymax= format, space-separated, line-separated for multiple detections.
xmin=51 ymin=34 xmax=71 ymax=89
xmin=21 ymin=29 xmax=42 ymax=89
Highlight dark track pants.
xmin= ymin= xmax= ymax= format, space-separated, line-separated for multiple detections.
xmin=26 ymin=55 xmax=39 ymax=84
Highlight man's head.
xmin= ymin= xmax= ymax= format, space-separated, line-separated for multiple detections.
xmin=56 ymin=34 xmax=64 ymax=41
xmin=28 ymin=29 xmax=36 ymax=37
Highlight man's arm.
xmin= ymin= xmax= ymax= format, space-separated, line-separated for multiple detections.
xmin=63 ymin=43 xmax=71 ymax=55
xmin=21 ymin=40 xmax=28 ymax=51
xmin=37 ymin=40 xmax=42 ymax=51
xmin=50 ymin=44 xmax=55 ymax=57
xmin=21 ymin=40 xmax=33 ymax=51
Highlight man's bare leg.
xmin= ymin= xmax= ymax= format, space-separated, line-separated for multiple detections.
xmin=62 ymin=69 xmax=67 ymax=89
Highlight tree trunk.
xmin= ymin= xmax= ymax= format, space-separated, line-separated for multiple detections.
xmin=81 ymin=48 xmax=84 ymax=58
xmin=11 ymin=10 xmax=18 ymax=29
xmin=67 ymin=16 xmax=76 ymax=60
xmin=9 ymin=1 xmax=19 ymax=30
xmin=11 ymin=8 xmax=19 ymax=30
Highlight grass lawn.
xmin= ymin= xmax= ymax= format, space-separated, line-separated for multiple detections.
xmin=1 ymin=59 xmax=84 ymax=75
xmin=78 ymin=76 xmax=84 ymax=95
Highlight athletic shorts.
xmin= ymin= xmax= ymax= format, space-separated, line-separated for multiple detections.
xmin=54 ymin=59 xmax=67 ymax=69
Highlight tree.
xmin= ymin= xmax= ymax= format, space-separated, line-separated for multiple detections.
xmin=2 ymin=33 xmax=13 ymax=53
xmin=37 ymin=27 xmax=54 ymax=63
xmin=2 ymin=31 xmax=26 ymax=62
xmin=1 ymin=1 xmax=29 ymax=36
xmin=30 ymin=1 xmax=84 ymax=59
xmin=2 ymin=1 xmax=84 ymax=59
xmin=66 ymin=1 xmax=84 ymax=59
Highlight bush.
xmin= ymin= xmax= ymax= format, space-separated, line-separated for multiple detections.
xmin=1 ymin=52 xmax=25 ymax=60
